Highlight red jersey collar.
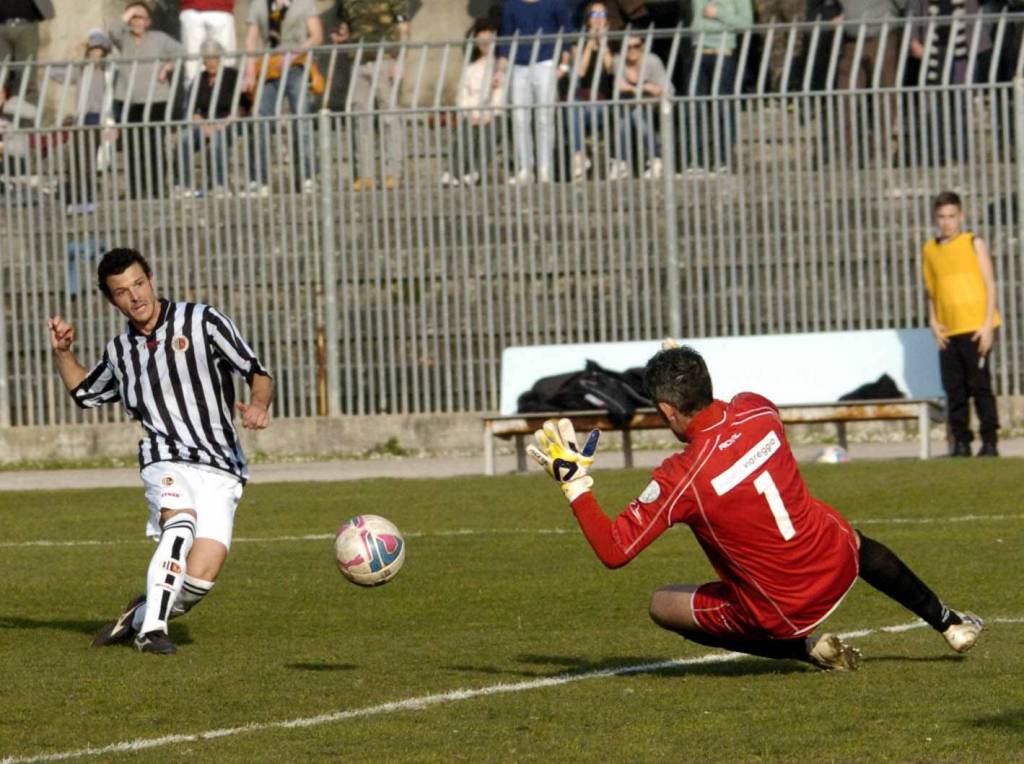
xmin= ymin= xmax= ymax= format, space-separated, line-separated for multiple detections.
xmin=684 ymin=399 xmax=728 ymax=440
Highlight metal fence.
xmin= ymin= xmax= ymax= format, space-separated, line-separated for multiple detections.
xmin=1 ymin=15 xmax=1023 ymax=427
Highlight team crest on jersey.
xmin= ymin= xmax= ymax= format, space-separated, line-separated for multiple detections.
xmin=638 ymin=480 xmax=661 ymax=504
xmin=161 ymin=476 xmax=174 ymax=486
xmin=171 ymin=335 xmax=190 ymax=353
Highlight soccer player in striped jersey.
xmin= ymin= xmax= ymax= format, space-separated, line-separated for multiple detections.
xmin=47 ymin=248 xmax=273 ymax=655
xmin=529 ymin=345 xmax=984 ymax=670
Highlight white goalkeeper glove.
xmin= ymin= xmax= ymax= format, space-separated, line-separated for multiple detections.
xmin=526 ymin=418 xmax=601 ymax=502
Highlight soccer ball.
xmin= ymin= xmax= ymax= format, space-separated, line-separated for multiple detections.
xmin=816 ymin=445 xmax=851 ymax=464
xmin=334 ymin=514 xmax=406 ymax=587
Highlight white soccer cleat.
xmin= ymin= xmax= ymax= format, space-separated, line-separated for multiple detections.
xmin=807 ymin=633 xmax=862 ymax=671
xmin=943 ymin=612 xmax=984 ymax=654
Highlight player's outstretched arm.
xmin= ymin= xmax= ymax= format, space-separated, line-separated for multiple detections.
xmin=236 ymin=372 xmax=273 ymax=430
xmin=526 ymin=418 xmax=600 ymax=502
xmin=47 ymin=315 xmax=89 ymax=392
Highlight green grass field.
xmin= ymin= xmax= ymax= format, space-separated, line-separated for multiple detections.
xmin=1 ymin=459 xmax=1021 ymax=763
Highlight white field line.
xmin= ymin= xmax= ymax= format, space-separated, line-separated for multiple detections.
xmin=1 ymin=512 xmax=1022 ymax=550
xmin=3 ymin=616 xmax=1022 ymax=764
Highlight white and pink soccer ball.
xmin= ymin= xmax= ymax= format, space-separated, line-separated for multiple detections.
xmin=334 ymin=514 xmax=406 ymax=586
xmin=816 ymin=445 xmax=852 ymax=464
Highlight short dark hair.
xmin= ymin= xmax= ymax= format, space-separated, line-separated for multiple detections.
xmin=933 ymin=190 xmax=962 ymax=212
xmin=644 ymin=346 xmax=713 ymax=415
xmin=97 ymin=248 xmax=152 ymax=299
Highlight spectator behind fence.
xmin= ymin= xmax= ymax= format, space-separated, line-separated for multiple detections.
xmin=496 ymin=0 xmax=575 ymax=185
xmin=565 ymin=1 xmax=618 ymax=180
xmin=0 ymin=0 xmax=54 ymax=103
xmin=907 ymin=0 xmax=990 ymax=165
xmin=0 ymin=79 xmax=38 ymax=184
xmin=441 ymin=18 xmax=504 ymax=187
xmin=332 ymin=0 xmax=411 ymax=192
xmin=836 ymin=1 xmax=905 ymax=165
xmin=689 ymin=0 xmax=753 ymax=172
xmin=49 ymin=29 xmax=114 ymax=215
xmin=179 ymin=0 xmax=237 ymax=85
xmin=243 ymin=0 xmax=322 ymax=196
xmin=108 ymin=1 xmax=185 ymax=199
xmin=610 ymin=34 xmax=672 ymax=180
xmin=174 ymin=39 xmax=249 ymax=198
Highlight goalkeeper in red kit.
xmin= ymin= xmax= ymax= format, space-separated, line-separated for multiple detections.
xmin=528 ymin=345 xmax=983 ymax=670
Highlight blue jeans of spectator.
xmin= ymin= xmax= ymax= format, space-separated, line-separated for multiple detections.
xmin=612 ymin=103 xmax=660 ymax=163
xmin=568 ymin=102 xmax=605 ymax=154
xmin=176 ymin=123 xmax=234 ymax=188
xmin=252 ymin=67 xmax=316 ymax=185
xmin=693 ymin=53 xmax=737 ymax=168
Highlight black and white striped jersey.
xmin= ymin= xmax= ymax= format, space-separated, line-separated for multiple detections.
xmin=72 ymin=299 xmax=270 ymax=482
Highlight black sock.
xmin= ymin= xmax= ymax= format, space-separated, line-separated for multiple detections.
xmin=857 ymin=531 xmax=960 ymax=631
xmin=680 ymin=628 xmax=810 ymax=662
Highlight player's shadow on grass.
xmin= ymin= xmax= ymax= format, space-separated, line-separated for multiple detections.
xmin=0 ymin=616 xmax=193 ymax=646
xmin=285 ymin=662 xmax=358 ymax=672
xmin=968 ymin=709 xmax=1024 ymax=732
xmin=0 ymin=615 xmax=108 ymax=636
xmin=446 ymin=654 xmax=808 ymax=679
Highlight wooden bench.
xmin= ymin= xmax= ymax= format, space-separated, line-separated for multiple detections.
xmin=482 ymin=329 xmax=946 ymax=475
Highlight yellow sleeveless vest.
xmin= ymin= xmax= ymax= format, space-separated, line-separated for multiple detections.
xmin=922 ymin=232 xmax=1000 ymax=336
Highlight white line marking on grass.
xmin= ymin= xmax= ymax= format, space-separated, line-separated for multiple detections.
xmin=3 ymin=617 xmax=1022 ymax=764
xmin=1 ymin=513 xmax=1020 ymax=550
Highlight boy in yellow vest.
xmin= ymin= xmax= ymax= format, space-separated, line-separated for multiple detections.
xmin=922 ymin=191 xmax=1001 ymax=457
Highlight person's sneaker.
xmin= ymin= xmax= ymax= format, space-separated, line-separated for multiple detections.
xmin=91 ymin=593 xmax=145 ymax=647
xmin=951 ymin=441 xmax=972 ymax=457
xmin=352 ymin=177 xmax=374 ymax=192
xmin=461 ymin=171 xmax=480 ymax=186
xmin=383 ymin=175 xmax=398 ymax=190
xmin=607 ymin=159 xmax=630 ymax=181
xmin=807 ymin=633 xmax=862 ymax=671
xmin=943 ymin=612 xmax=984 ymax=653
xmin=134 ymin=630 xmax=177 ymax=655
xmin=301 ymin=178 xmax=317 ymax=194
xmin=507 ymin=169 xmax=533 ymax=186
xmin=241 ymin=181 xmax=270 ymax=198
xmin=440 ymin=171 xmax=460 ymax=188
xmin=571 ymin=151 xmax=591 ymax=179
xmin=976 ymin=442 xmax=999 ymax=457
xmin=643 ymin=157 xmax=664 ymax=179
xmin=65 ymin=202 xmax=96 ymax=215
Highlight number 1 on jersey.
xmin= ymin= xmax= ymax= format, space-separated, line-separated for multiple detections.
xmin=753 ymin=471 xmax=796 ymax=540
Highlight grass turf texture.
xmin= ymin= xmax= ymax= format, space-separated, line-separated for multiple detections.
xmin=0 ymin=459 xmax=1021 ymax=763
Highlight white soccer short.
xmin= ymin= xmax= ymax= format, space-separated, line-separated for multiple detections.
xmin=141 ymin=462 xmax=243 ymax=549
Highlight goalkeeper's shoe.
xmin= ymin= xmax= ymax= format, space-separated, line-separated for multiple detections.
xmin=807 ymin=633 xmax=862 ymax=671
xmin=943 ymin=611 xmax=984 ymax=653
xmin=134 ymin=630 xmax=177 ymax=655
xmin=91 ymin=593 xmax=145 ymax=647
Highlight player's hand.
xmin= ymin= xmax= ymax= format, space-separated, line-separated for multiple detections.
xmin=526 ymin=418 xmax=600 ymax=502
xmin=47 ymin=315 xmax=75 ymax=353
xmin=972 ymin=323 xmax=994 ymax=356
xmin=235 ymin=401 xmax=270 ymax=430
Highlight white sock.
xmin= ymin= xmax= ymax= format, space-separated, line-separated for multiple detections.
xmin=140 ymin=514 xmax=196 ymax=635
xmin=169 ymin=575 xmax=215 ymax=618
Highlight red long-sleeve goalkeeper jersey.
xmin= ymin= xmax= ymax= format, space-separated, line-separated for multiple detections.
xmin=571 ymin=393 xmax=860 ymax=637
